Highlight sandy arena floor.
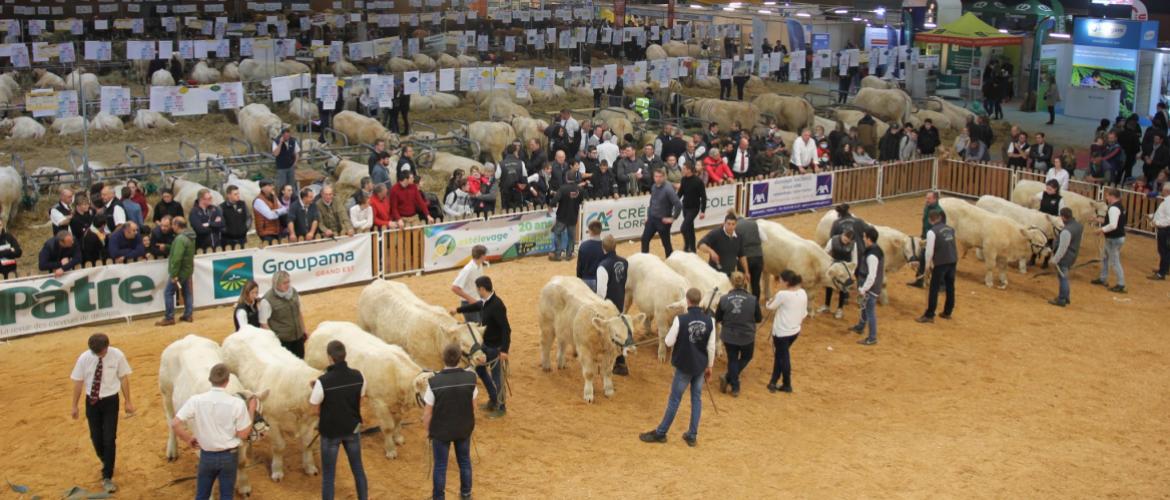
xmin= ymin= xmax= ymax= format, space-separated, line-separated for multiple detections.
xmin=1 ymin=196 xmax=1168 ymax=499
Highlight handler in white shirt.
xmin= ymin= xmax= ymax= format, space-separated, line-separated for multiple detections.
xmin=1149 ymin=184 xmax=1170 ymax=280
xmin=451 ymin=244 xmax=488 ymax=322
xmin=69 ymin=333 xmax=134 ymax=493
xmin=171 ymin=363 xmax=258 ymax=499
xmin=790 ymin=128 xmax=817 ymax=173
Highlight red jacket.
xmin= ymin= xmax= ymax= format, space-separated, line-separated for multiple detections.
xmin=389 ymin=182 xmax=430 ymax=219
xmin=370 ymin=194 xmax=392 ymax=228
xmin=704 ymin=156 xmax=733 ymax=184
xmin=130 ymin=192 xmax=150 ymax=220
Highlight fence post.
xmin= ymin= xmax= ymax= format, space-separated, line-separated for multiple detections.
xmin=1010 ymin=170 xmax=1018 ymax=197
xmin=875 ymin=163 xmax=884 ymax=202
xmin=931 ymin=157 xmax=939 ymax=192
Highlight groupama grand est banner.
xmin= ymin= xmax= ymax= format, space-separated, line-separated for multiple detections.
xmin=0 ymin=234 xmax=376 ymax=338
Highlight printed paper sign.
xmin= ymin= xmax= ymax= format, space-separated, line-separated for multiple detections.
xmin=100 ymin=86 xmax=132 ymax=116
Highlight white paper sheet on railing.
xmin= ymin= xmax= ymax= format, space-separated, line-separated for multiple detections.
xmin=746 ymin=173 xmax=834 ymax=218
xmin=193 ymin=234 xmax=375 ymax=306
xmin=578 ymin=184 xmax=739 ymax=241
xmin=0 ymin=260 xmax=170 ymax=339
xmin=422 ymin=212 xmax=555 ymax=272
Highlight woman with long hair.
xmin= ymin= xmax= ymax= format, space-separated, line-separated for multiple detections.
xmin=765 ymin=270 xmax=808 ymax=393
xmin=233 ymin=280 xmax=261 ymax=330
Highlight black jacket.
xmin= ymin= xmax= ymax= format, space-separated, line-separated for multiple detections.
xmin=153 ymin=200 xmax=185 ymax=222
xmin=878 ymin=132 xmax=902 ymax=162
xmin=456 ymin=294 xmax=511 ymax=352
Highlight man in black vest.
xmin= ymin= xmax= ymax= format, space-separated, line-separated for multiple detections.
xmin=640 ymin=288 xmax=716 ymax=447
xmin=423 ymin=344 xmax=477 ymax=500
xmin=452 ymin=276 xmax=511 ymax=419
xmin=272 ymin=129 xmax=300 ymax=193
xmin=1049 ymin=208 xmax=1083 ymax=307
xmin=820 ymin=229 xmax=856 ymax=319
xmin=595 ymin=235 xmax=631 ymax=375
xmin=220 ymin=186 xmax=251 ymax=251
xmin=309 ymin=341 xmax=369 ymax=500
xmin=852 ymin=226 xmax=884 ymax=346
xmin=49 ymin=188 xmax=74 ymax=235
xmin=908 ymin=192 xmax=945 ymax=288
xmin=1032 ymin=180 xmax=1062 ymax=268
xmin=1092 ymin=188 xmax=1127 ymax=293
xmin=917 ymin=211 xmax=957 ymax=323
xmin=736 ymin=217 xmax=767 ymax=300
xmin=498 ymin=144 xmax=528 ymax=210
xmin=97 ymin=186 xmax=126 ymax=233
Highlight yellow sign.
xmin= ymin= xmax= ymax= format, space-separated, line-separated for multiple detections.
xmin=26 ymin=89 xmax=57 ymax=113
xmin=113 ymin=19 xmax=135 ymax=30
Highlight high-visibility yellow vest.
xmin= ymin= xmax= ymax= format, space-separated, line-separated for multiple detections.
xmin=634 ymin=97 xmax=650 ymax=119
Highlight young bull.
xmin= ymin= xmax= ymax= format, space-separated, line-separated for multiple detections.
xmin=357 ymin=279 xmax=488 ymax=371
xmin=939 ymin=198 xmax=1051 ymax=289
xmin=625 ymin=253 xmax=689 ymax=362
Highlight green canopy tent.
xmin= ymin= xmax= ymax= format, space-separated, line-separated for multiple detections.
xmin=916 ymin=13 xmax=1024 ymax=108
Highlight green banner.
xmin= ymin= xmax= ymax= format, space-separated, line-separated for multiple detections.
xmin=945 ymin=45 xmax=974 ymax=74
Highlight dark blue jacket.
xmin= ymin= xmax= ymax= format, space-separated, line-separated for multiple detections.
xmin=107 ymin=228 xmax=146 ymax=262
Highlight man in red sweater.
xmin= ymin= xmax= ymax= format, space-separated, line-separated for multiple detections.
xmin=370 ymin=184 xmax=392 ymax=229
xmin=389 ymin=173 xmax=434 ymax=229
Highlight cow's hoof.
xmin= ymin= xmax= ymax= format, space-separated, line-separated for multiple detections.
xmin=997 ymin=284 xmax=1008 ymax=290
xmin=166 ymin=454 xmax=178 ymax=462
xmin=304 ymin=465 xmax=319 ymax=476
xmin=584 ymin=395 xmax=594 ymax=403
xmin=394 ymin=434 xmax=406 ymax=445
xmin=604 ymin=388 xmax=615 ymax=398
xmin=557 ymin=362 xmax=566 ymax=370
xmin=237 ymin=485 xmax=252 ymax=496
xmin=271 ymin=471 xmax=284 ymax=482
xmin=541 ymin=365 xmax=551 ymax=372
xmin=385 ymin=449 xmax=399 ymax=459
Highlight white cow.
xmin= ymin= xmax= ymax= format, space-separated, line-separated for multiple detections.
xmin=625 ymin=253 xmax=689 ymax=361
xmin=938 ymin=198 xmax=1050 ymax=289
xmin=1011 ymin=179 xmax=1106 ymax=229
xmin=813 ymin=210 xmax=920 ymax=305
xmin=665 ymin=252 xmax=733 ymax=311
xmin=538 ymin=277 xmax=645 ymax=403
xmin=758 ymin=219 xmax=856 ymax=313
xmin=221 ymin=326 xmax=321 ymax=482
xmin=166 ymin=175 xmax=225 ymax=215
xmin=976 ymin=194 xmax=1064 ymax=244
xmin=159 ymin=335 xmax=267 ymax=496
xmin=305 ymin=321 xmax=429 ymax=459
xmin=356 ymin=279 xmax=487 ymax=370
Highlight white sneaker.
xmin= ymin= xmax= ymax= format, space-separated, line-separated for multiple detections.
xmin=102 ymin=479 xmax=117 ymax=493
xmin=816 ymin=305 xmax=829 ymax=314
xmin=833 ymin=308 xmax=843 ymax=319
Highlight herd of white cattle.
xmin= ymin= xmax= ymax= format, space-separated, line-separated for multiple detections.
xmin=154 ymin=178 xmax=1104 ymax=494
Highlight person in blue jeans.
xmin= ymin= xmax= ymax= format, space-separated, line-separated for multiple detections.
xmin=453 ymin=276 xmax=511 ymax=419
xmin=1092 ymin=188 xmax=1128 ymax=294
xmin=852 ymin=226 xmax=884 ymax=346
xmin=171 ymin=363 xmax=258 ymax=500
xmin=640 ymin=288 xmax=716 ymax=447
xmin=309 ymin=341 xmax=369 ymax=500
xmin=157 ymin=217 xmax=194 ymax=326
xmin=1049 ymin=208 xmax=1083 ymax=307
xmin=424 ymin=344 xmax=478 ymax=500
xmin=548 ymin=181 xmax=582 ymax=261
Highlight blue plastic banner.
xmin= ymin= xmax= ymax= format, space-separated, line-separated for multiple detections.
xmin=1072 ymin=18 xmax=1159 ymax=50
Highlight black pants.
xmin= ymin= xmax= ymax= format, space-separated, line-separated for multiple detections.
xmin=398 ymin=106 xmax=410 ymax=135
xmin=641 ymin=218 xmax=673 ymax=256
xmin=1157 ymin=227 xmax=1170 ymax=276
xmin=86 ymin=394 xmax=119 ymax=480
xmin=912 ymin=247 xmax=927 ymax=285
xmin=837 ymin=78 xmax=850 ymax=103
xmin=769 ymin=334 xmax=799 ymax=387
xmin=823 ymin=287 xmax=849 ymax=309
xmin=924 ymin=263 xmax=956 ymax=318
xmin=386 ymin=108 xmax=399 ymax=133
xmin=280 ymin=337 xmax=305 ymax=359
xmin=222 ymin=237 xmax=247 ymax=251
xmin=1047 ymin=105 xmax=1055 ymax=124
xmin=1143 ymin=162 xmax=1164 ymax=186
xmin=681 ymin=208 xmax=700 ymax=252
xmin=747 ymin=256 xmax=764 ymax=300
xmin=723 ymin=342 xmax=754 ymax=392
xmin=500 ymin=188 xmax=523 ymax=210
xmin=733 ymin=77 xmax=747 ymax=101
xmin=319 ymin=109 xmax=334 ymax=141
xmin=800 ymin=68 xmax=809 ymax=84
xmin=719 ymin=79 xmax=731 ymax=100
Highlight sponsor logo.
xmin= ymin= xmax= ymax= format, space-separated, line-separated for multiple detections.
xmin=260 ymin=250 xmax=356 ymax=274
xmin=1086 ymin=21 xmax=1126 ymax=39
xmin=1144 ymin=30 xmax=1155 ymax=41
xmin=585 ymin=209 xmax=614 ymax=231
xmin=816 ymin=174 xmax=833 ymax=195
xmin=0 ymin=275 xmax=156 ymax=325
xmin=213 ymin=256 xmax=253 ymax=299
xmin=751 ymin=183 xmax=770 ymax=205
xmin=434 ymin=234 xmax=456 ymax=257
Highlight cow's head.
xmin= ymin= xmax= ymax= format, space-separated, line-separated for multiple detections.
xmin=826 ymin=261 xmax=858 ymax=292
xmin=445 ymin=323 xmax=488 ymax=367
xmin=1090 ymin=201 xmax=1109 ymax=227
xmin=235 ymin=389 xmax=270 ymax=442
xmin=665 ymin=299 xmax=688 ymax=317
xmin=593 ymin=312 xmax=646 ymax=356
xmin=901 ymin=235 xmax=923 ymax=266
xmin=1022 ymin=227 xmax=1052 ymax=259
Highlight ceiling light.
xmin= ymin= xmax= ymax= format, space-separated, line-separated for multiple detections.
xmin=833 ymin=9 xmax=847 ymax=14
xmin=795 ymin=12 xmax=811 ymax=17
xmin=998 ymin=29 xmax=1009 ymax=33
xmin=1049 ymin=33 xmax=1070 ymax=38
xmin=763 ymin=1 xmax=776 ymax=4
xmin=759 ymin=9 xmax=772 ymax=14
xmin=924 ymin=22 xmax=936 ymax=28
xmin=723 ymin=7 xmax=735 ymax=11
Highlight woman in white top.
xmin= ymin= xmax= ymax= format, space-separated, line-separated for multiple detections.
xmin=443 ymin=178 xmax=474 ymax=219
xmin=1044 ymin=156 xmax=1070 ymax=191
xmin=764 ymin=270 xmax=808 ymax=393
xmin=348 ymin=191 xmax=374 ymax=232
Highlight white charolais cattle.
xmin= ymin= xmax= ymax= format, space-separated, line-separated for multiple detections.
xmin=167 ymin=175 xmax=225 ymax=214
xmin=160 ymin=335 xmax=267 ymax=496
xmin=625 ymin=253 xmax=689 ymax=361
xmin=539 ymin=277 xmax=645 ymax=403
xmin=938 ymin=198 xmax=1051 ymax=289
xmin=666 ymin=252 xmax=732 ymax=310
xmin=356 ymin=279 xmax=487 ymax=370
xmin=305 ymin=321 xmax=429 ymax=459
xmin=976 ymin=194 xmax=1064 ymax=243
xmin=759 ymin=219 xmax=856 ymax=313
xmin=221 ymin=325 xmax=321 ymax=482
xmin=813 ymin=210 xmax=921 ymax=305
xmin=1011 ymin=179 xmax=1106 ymax=229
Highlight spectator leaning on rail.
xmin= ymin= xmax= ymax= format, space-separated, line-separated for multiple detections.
xmin=119 ymin=187 xmax=144 ymax=227
xmin=170 ymin=363 xmax=258 ymax=500
xmin=69 ymin=332 xmax=135 ymax=494
xmin=190 ymin=189 xmax=225 ymax=252
xmin=253 ymin=180 xmax=287 ymax=245
xmin=388 ymin=173 xmax=434 ymax=229
xmin=349 ymin=192 xmax=374 ymax=233
xmin=316 ymin=185 xmax=354 ymax=238
xmin=423 ymin=343 xmax=478 ymax=500
xmin=260 ymin=270 xmax=309 ymax=358
xmin=288 ymin=188 xmax=320 ymax=242
xmin=272 ymin=128 xmax=300 ymax=193
xmin=1049 ymin=207 xmax=1083 ymax=307
xmin=49 ymin=187 xmax=75 ymax=234
xmin=791 ymin=128 xmax=818 ymax=174
xmin=1092 ymin=188 xmax=1127 ymax=293
xmin=221 ymin=185 xmax=252 ymax=251
xmin=107 ymin=221 xmax=146 ymax=264
xmin=38 ymin=230 xmax=82 ymax=278
xmin=0 ymin=219 xmax=21 ymax=279
xmin=154 ymin=188 xmax=185 ymax=223
xmin=157 ymin=217 xmax=195 ymax=326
